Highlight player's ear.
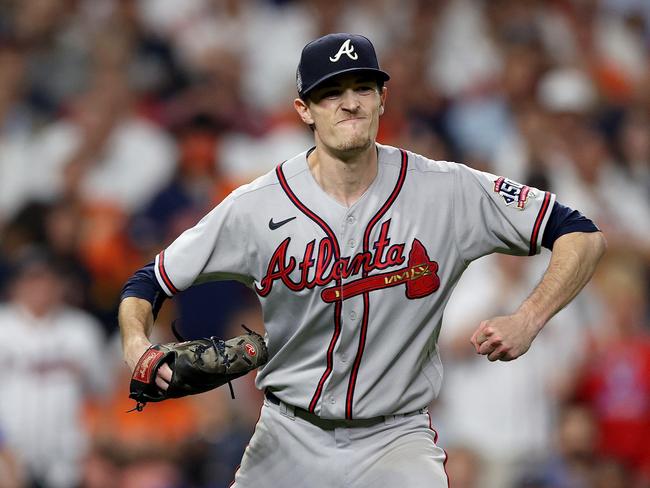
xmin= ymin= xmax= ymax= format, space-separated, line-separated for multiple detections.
xmin=379 ymin=86 xmax=387 ymax=116
xmin=294 ymin=98 xmax=314 ymax=126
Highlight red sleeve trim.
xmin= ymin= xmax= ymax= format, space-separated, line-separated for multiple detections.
xmin=158 ymin=250 xmax=180 ymax=295
xmin=529 ymin=192 xmax=551 ymax=256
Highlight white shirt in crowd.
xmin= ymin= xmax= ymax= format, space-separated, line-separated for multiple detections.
xmin=0 ymin=304 xmax=109 ymax=488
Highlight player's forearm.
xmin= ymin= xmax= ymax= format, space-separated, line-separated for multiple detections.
xmin=118 ymin=297 xmax=156 ymax=369
xmin=517 ymin=231 xmax=606 ymax=330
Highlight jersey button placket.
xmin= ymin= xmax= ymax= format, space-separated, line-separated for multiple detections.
xmin=333 ymin=214 xmax=361 ymax=418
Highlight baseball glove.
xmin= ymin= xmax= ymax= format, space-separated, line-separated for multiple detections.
xmin=128 ymin=326 xmax=268 ymax=411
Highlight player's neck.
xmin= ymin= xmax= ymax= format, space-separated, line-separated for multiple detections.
xmin=308 ymin=144 xmax=378 ymax=207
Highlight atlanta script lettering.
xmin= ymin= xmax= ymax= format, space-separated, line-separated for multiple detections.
xmin=256 ymin=221 xmax=440 ymax=301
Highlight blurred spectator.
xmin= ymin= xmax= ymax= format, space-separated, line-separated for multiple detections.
xmin=0 ymin=248 xmax=109 ymax=488
xmin=616 ymin=108 xmax=650 ymax=198
xmin=180 ymin=388 xmax=256 ymax=488
xmin=80 ymin=442 xmax=121 ymax=488
xmin=518 ymin=403 xmax=603 ymax=488
xmin=83 ymin=440 xmax=186 ymax=488
xmin=138 ymin=0 xmax=313 ymax=113
xmin=0 ymin=202 xmax=50 ymax=282
xmin=33 ymin=63 xmax=176 ymax=212
xmin=573 ymin=251 xmax=650 ymax=484
xmin=537 ymin=67 xmax=597 ymax=117
xmin=592 ymin=458 xmax=634 ymax=488
xmin=0 ymin=39 xmax=36 ymax=224
xmin=119 ymin=452 xmax=184 ymax=488
xmin=492 ymin=102 xmax=553 ymax=185
xmin=43 ymin=198 xmax=94 ymax=310
xmin=217 ymin=122 xmax=313 ymax=187
xmin=442 ymin=444 xmax=482 ymax=488
xmin=433 ymin=252 xmax=595 ymax=488
xmin=12 ymin=0 xmax=91 ymax=118
xmin=518 ymin=403 xmax=636 ymax=488
xmin=107 ymin=0 xmax=187 ymax=105
xmin=131 ymin=115 xmax=235 ymax=249
xmin=544 ymin=120 xmax=650 ymax=255
xmin=163 ymin=45 xmax=267 ymax=138
xmin=0 ymin=427 xmax=24 ymax=488
xmin=0 ymin=199 xmax=119 ymax=332
xmin=592 ymin=1 xmax=648 ymax=103
xmin=427 ymin=0 xmax=502 ymax=99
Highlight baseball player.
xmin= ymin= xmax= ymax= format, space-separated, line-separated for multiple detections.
xmin=119 ymin=33 xmax=606 ymax=487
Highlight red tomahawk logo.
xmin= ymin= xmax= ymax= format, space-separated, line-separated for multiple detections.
xmin=321 ymin=239 xmax=440 ymax=303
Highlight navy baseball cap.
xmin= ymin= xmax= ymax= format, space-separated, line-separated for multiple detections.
xmin=296 ymin=33 xmax=390 ymax=99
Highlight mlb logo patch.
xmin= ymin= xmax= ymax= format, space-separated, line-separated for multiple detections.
xmin=494 ymin=177 xmax=532 ymax=210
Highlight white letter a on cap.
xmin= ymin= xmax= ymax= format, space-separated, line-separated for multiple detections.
xmin=329 ymin=39 xmax=358 ymax=62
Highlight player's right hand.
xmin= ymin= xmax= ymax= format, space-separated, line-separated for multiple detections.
xmin=124 ymin=338 xmax=172 ymax=391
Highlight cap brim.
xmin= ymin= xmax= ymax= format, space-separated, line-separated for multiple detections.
xmin=300 ymin=67 xmax=390 ymax=98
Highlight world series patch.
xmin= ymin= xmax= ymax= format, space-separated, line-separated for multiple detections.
xmin=493 ymin=176 xmax=532 ymax=210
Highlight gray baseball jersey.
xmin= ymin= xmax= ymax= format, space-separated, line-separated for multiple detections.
xmin=153 ymin=143 xmax=555 ymax=420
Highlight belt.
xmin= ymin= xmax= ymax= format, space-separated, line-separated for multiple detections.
xmin=264 ymin=390 xmax=426 ymax=429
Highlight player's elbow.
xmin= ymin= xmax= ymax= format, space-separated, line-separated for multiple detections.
xmin=592 ymin=231 xmax=607 ymax=260
xmin=583 ymin=231 xmax=607 ymax=269
xmin=556 ymin=230 xmax=607 ymax=268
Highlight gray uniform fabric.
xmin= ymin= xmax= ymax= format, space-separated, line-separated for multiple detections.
xmin=155 ymin=143 xmax=554 ymax=417
xmin=153 ymin=143 xmax=555 ymax=485
xmin=232 ymin=397 xmax=448 ymax=488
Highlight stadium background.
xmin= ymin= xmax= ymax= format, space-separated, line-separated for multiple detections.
xmin=0 ymin=0 xmax=648 ymax=487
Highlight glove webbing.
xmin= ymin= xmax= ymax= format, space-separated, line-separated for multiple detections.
xmin=173 ymin=320 xmax=256 ymax=400
xmin=127 ymin=322 xmax=255 ymax=412
xmin=192 ymin=336 xmax=236 ymax=400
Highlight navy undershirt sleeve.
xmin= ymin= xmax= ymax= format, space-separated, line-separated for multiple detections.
xmin=120 ymin=261 xmax=168 ymax=318
xmin=542 ymin=201 xmax=600 ymax=250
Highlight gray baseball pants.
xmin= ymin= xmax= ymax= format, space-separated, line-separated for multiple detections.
xmin=230 ymin=394 xmax=449 ymax=487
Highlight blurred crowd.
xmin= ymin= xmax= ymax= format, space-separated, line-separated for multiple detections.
xmin=0 ymin=0 xmax=648 ymax=487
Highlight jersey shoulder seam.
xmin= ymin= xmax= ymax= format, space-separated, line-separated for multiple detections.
xmin=229 ymin=176 xmax=282 ymax=202
xmin=451 ymin=167 xmax=470 ymax=266
xmin=279 ymin=161 xmax=311 ymax=181
xmin=229 ymin=159 xmax=312 ymax=202
xmin=402 ymin=152 xmax=456 ymax=174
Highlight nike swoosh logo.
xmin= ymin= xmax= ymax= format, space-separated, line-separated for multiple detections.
xmin=269 ymin=216 xmax=296 ymax=230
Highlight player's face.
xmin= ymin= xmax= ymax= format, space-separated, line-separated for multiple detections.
xmin=294 ymin=73 xmax=386 ymax=159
